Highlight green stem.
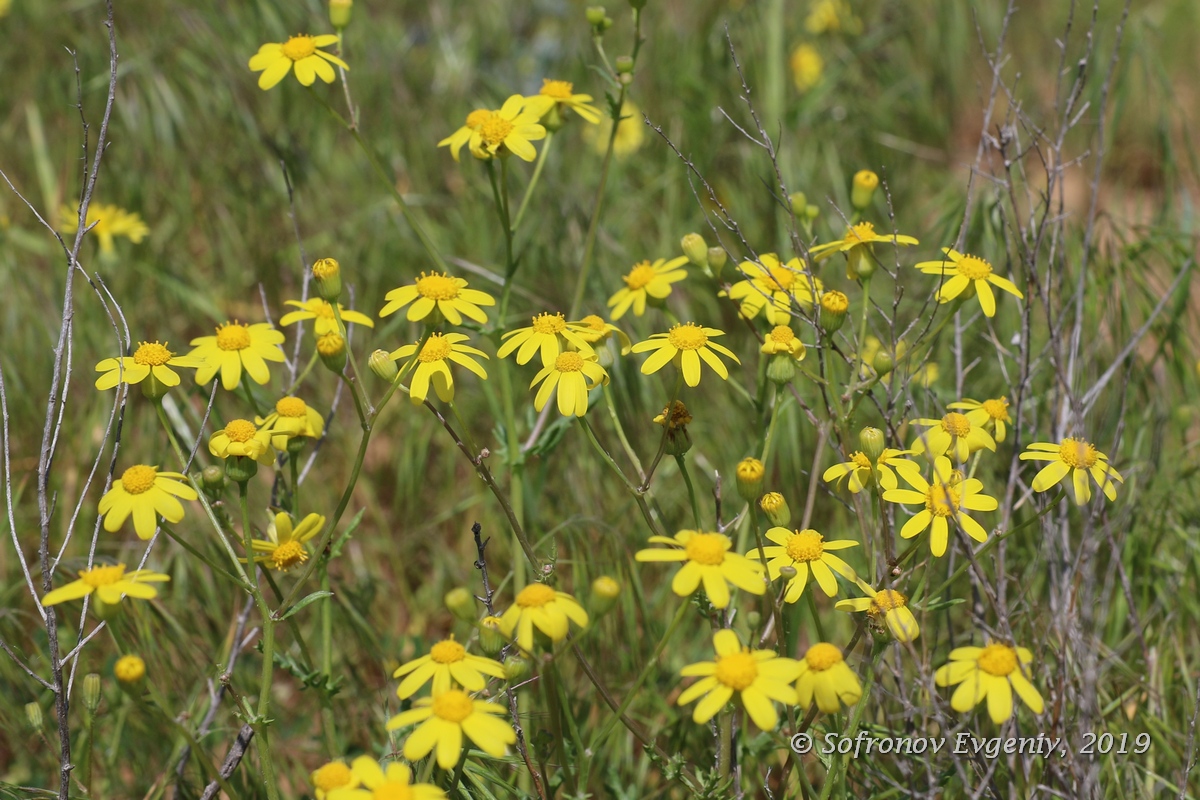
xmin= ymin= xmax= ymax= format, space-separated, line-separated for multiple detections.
xmin=602 ymin=384 xmax=645 ymax=480
xmin=511 ymin=131 xmax=554 ymax=232
xmin=818 ymin=655 xmax=877 ymax=800
xmin=639 ymin=372 xmax=685 ymax=492
xmin=160 ymin=525 xmax=244 ymax=586
xmin=675 ymin=453 xmax=703 ymax=528
xmin=579 ymin=418 xmax=665 ymax=538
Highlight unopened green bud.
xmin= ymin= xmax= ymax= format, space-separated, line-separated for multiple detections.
xmin=766 ymin=354 xmax=796 ymax=385
xmin=707 ymin=247 xmax=727 ymax=277
xmin=745 ymin=610 xmax=761 ymax=629
xmin=312 ymin=258 xmax=342 ymax=302
xmin=445 ymin=587 xmax=477 ymax=623
xmin=736 ymin=458 xmax=765 ymax=502
xmin=505 ymin=657 xmax=531 ymax=682
xmin=590 ymin=576 xmax=620 ymax=616
xmin=615 ymin=55 xmax=634 ymax=74
xmin=369 ymin=349 xmax=398 ymax=382
xmin=789 ymin=192 xmax=808 ymax=216
xmin=83 ymin=673 xmax=102 ymax=715
xmin=859 ymin=427 xmax=886 ymax=463
xmin=479 ymin=616 xmax=507 ymax=656
xmin=851 ymin=170 xmax=879 ymax=210
xmin=25 ymin=702 xmax=43 ymax=731
xmin=872 ymin=348 xmax=893 ymax=376
xmin=586 ymin=6 xmax=607 ymax=26
xmin=201 ymin=465 xmax=225 ymax=493
xmin=804 ymin=204 xmax=820 ymax=220
xmin=329 ymin=0 xmax=353 ymax=28
xmin=759 ymin=492 xmax=791 ymax=527
xmin=854 ymin=252 xmax=876 ymax=280
xmin=223 ymin=455 xmax=257 ymax=485
xmin=618 ymin=71 xmax=633 ymax=86
xmin=680 ymin=233 xmax=708 ymax=267
xmin=628 ymin=0 xmax=647 ymax=9
xmin=316 ymin=332 xmax=347 ymax=373
xmin=778 ymin=565 xmax=798 ymax=580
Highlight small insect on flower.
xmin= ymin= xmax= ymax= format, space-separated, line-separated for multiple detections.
xmin=188 ymin=321 xmax=285 ymax=391
xmin=796 ymin=642 xmax=863 ymax=713
xmin=914 ymin=248 xmax=1023 ymax=318
xmin=95 ymin=341 xmax=202 ymax=392
xmin=935 ymin=642 xmax=1044 ymax=724
xmin=949 ymin=397 xmax=1012 ymax=442
xmin=746 ymin=527 xmax=858 ymax=603
xmin=279 ymin=298 xmax=374 ymax=336
xmin=248 ymin=34 xmax=347 ymax=91
xmin=379 ymin=271 xmax=496 ymax=326
xmin=1019 ymin=437 xmax=1123 ymax=505
xmin=724 ymin=254 xmax=823 ymax=325
xmin=632 ymin=323 xmax=740 ymax=387
xmin=530 ymin=350 xmax=610 ymax=417
xmin=386 ymin=690 xmax=516 ymax=769
xmin=390 ymin=333 xmax=489 ymax=405
xmin=498 ymin=584 xmax=589 ymax=652
xmin=883 ymin=458 xmax=997 ymax=557
xmin=835 ymin=578 xmax=920 ymax=642
xmin=99 ymin=465 xmax=198 ymax=540
xmin=607 ymin=256 xmax=690 ymax=319
xmin=910 ymin=410 xmax=996 ymax=463
xmin=59 ymin=202 xmax=149 ymax=255
xmin=336 ymin=755 xmax=447 ymax=800
xmin=256 ymin=396 xmax=325 ymax=452
xmin=809 ymin=222 xmax=918 ymax=280
xmin=677 ymin=629 xmax=801 ymax=731
xmin=41 ymin=563 xmax=170 ymax=607
xmin=498 ymin=312 xmax=594 ymax=366
xmin=245 ymin=512 xmax=326 ymax=572
xmin=635 ymin=530 xmax=765 ymax=609
xmin=392 ymin=637 xmax=506 ymax=699
xmin=466 ymin=95 xmax=547 ymax=162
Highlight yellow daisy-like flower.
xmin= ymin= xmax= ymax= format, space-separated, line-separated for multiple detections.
xmin=635 ymin=530 xmax=765 ymax=609
xmin=724 ymin=254 xmax=823 ymax=325
xmin=255 ymin=396 xmax=325 ymax=451
xmin=438 ymin=108 xmax=491 ymax=162
xmin=310 ymin=760 xmax=359 ymax=800
xmin=606 ymin=256 xmax=690 ymax=319
xmin=248 ymin=34 xmax=347 ymax=91
xmin=935 ymin=642 xmax=1043 ymax=724
xmin=760 ymin=325 xmax=806 ymax=360
xmin=59 ymin=202 xmax=149 ymax=255
xmin=95 ymin=341 xmax=202 ymax=391
xmin=525 ymin=78 xmax=601 ymax=124
xmin=795 ymin=642 xmax=863 ymax=713
xmin=568 ymin=315 xmax=632 ymax=355
xmin=914 ymin=248 xmax=1023 ymax=317
xmin=822 ymin=448 xmax=921 ymax=493
xmin=948 ymin=397 xmax=1011 ymax=443
xmin=805 ymin=0 xmax=862 ymax=35
xmin=1019 ymin=437 xmax=1123 ymax=505
xmin=582 ymin=100 xmax=645 ymax=157
xmin=809 ymin=222 xmax=919 ymax=280
xmin=331 ymin=756 xmax=446 ymax=800
xmin=498 ymin=584 xmax=589 ymax=652
xmin=467 ymin=95 xmax=547 ymax=162
xmin=790 ymin=43 xmax=824 ymax=92
xmin=393 ymin=637 xmax=507 ymax=699
xmin=497 ymin=312 xmax=593 ymax=366
xmin=246 ymin=511 xmax=325 ymax=572
xmin=209 ymin=419 xmax=275 ymax=465
xmin=188 ymin=321 xmax=285 ymax=391
xmin=279 ymin=298 xmax=374 ymax=336
xmin=910 ymin=411 xmax=996 ymax=463
xmin=99 ymin=465 xmax=197 ymax=540
xmin=386 ymin=689 xmax=516 ymax=770
xmin=379 ymin=271 xmax=496 ymax=326
xmin=835 ymin=578 xmax=920 ymax=642
xmin=883 ymin=461 xmax=998 ymax=557
xmin=390 ymin=333 xmax=488 ymax=405
xmin=530 ymin=350 xmax=609 ymax=417
xmin=41 ymin=563 xmax=169 ymax=607
xmin=677 ymin=629 xmax=801 ymax=731
xmin=746 ymin=527 xmax=857 ymax=603
xmin=631 ymin=323 xmax=740 ymax=388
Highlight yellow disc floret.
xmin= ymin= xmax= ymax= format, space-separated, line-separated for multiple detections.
xmin=767 ymin=265 xmax=796 ymax=290
xmin=81 ymin=564 xmax=126 ymax=588
xmin=851 ymin=452 xmax=872 ymax=469
xmin=870 ymin=589 xmax=906 ymax=615
xmin=479 ymin=113 xmax=515 ymax=147
xmin=515 ymin=583 xmax=557 ymax=608
xmin=956 ymin=255 xmax=994 ymax=280
xmin=805 ymin=642 xmax=843 ymax=671
xmin=224 ymin=419 xmax=258 ymax=443
xmin=977 ymin=643 xmax=1018 ymax=676
xmin=530 ymin=312 xmax=567 ymax=335
xmin=120 ymin=465 xmax=158 ymax=494
xmin=623 ymin=261 xmax=658 ymax=289
xmin=1058 ymin=437 xmax=1099 ymax=469
xmin=666 ymin=323 xmax=708 ymax=350
xmin=132 ymin=342 xmax=172 ymax=366
xmin=431 ymin=690 xmax=475 ymax=723
xmin=768 ymin=326 xmax=796 ymax=345
xmin=280 ymin=34 xmax=317 ymax=61
xmin=275 ymin=396 xmax=307 ymax=417
xmin=430 ymin=639 xmax=467 ymax=664
xmin=714 ymin=650 xmax=758 ymax=690
xmin=684 ymin=533 xmax=727 ymax=565
xmin=271 ymin=540 xmax=308 ymax=570
xmin=419 ymin=334 xmax=453 ymax=363
xmin=540 ymin=79 xmax=575 ymax=99
xmin=785 ymin=530 xmax=825 ymax=562
xmin=415 ymin=272 xmax=460 ymax=301
xmin=215 ymin=322 xmax=252 ymax=351
xmin=982 ymin=397 xmax=1011 ymax=421
xmin=941 ymin=412 xmax=972 ymax=438
xmin=926 ymin=483 xmax=961 ymax=517
xmin=555 ymin=352 xmax=584 ymax=372
xmin=848 ymin=222 xmax=876 ymax=242
xmin=311 ymin=761 xmax=353 ymax=791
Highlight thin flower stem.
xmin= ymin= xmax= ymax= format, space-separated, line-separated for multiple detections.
xmin=511 ymin=131 xmax=554 ymax=232
xmin=639 ymin=372 xmax=685 ymax=492
xmin=675 ymin=453 xmax=703 ymax=528
xmin=818 ymin=654 xmax=878 ymax=800
xmin=578 ymin=417 xmax=665 ymax=538
xmin=602 ymin=384 xmax=645 ymax=480
xmin=160 ymin=525 xmax=244 ymax=587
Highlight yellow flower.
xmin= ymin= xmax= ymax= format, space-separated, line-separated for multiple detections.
xmin=795 ymin=642 xmax=863 ymax=713
xmin=310 ymin=759 xmax=359 ymax=800
xmin=59 ymin=203 xmax=149 ymax=255
xmin=387 ymin=690 xmax=516 ymax=769
xmin=525 ymin=78 xmax=601 ymax=124
xmin=379 ymin=271 xmax=496 ymax=326
xmin=41 ymin=563 xmax=169 ymax=607
xmin=935 ymin=642 xmax=1043 ymax=724
xmin=790 ymin=43 xmax=824 ymax=92
xmin=467 ymin=95 xmax=547 ymax=162
xmin=99 ymin=465 xmax=197 ymax=540
xmin=822 ymin=448 xmax=920 ymax=493
xmin=607 ymin=256 xmax=690 ymax=319
xmin=393 ymin=637 xmax=507 ymax=699
xmin=760 ymin=325 xmax=806 ymax=359
xmin=333 ymin=756 xmax=446 ymax=800
xmin=724 ymin=254 xmax=823 ymax=325
xmin=583 ymin=100 xmax=645 ymax=157
xmin=568 ymin=315 xmax=632 ymax=354
xmin=246 ymin=511 xmax=325 ymax=571
xmin=255 ymin=396 xmax=325 ymax=451
xmin=883 ymin=460 xmax=997 ymax=557
xmin=1019 ymin=437 xmax=1123 ymax=505
xmin=188 ymin=321 xmax=285 ymax=391
xmin=914 ymin=248 xmax=1023 ymax=317
xmin=438 ymin=108 xmax=491 ymax=162
xmin=835 ymin=578 xmax=920 ymax=642
xmin=530 ymin=350 xmax=609 ymax=417
xmin=114 ymin=654 xmax=146 ymax=684
xmin=948 ymin=397 xmax=1011 ymax=442
xmin=635 ymin=530 xmax=765 ymax=609
xmin=809 ymin=222 xmax=918 ymax=280
xmin=631 ymin=323 xmax=740 ymax=387
xmin=746 ymin=527 xmax=857 ymax=603
xmin=95 ymin=341 xmax=202 ymax=391
xmin=248 ymin=34 xmax=347 ymax=91
xmin=209 ymin=419 xmax=275 ymax=465
xmin=390 ymin=333 xmax=488 ymax=405
xmin=498 ymin=584 xmax=589 ymax=652
xmin=910 ymin=410 xmax=996 ymax=462
xmin=498 ymin=312 xmax=593 ymax=366
xmin=805 ymin=0 xmax=862 ymax=35
xmin=677 ymin=629 xmax=801 ymax=730
xmin=279 ymin=298 xmax=374 ymax=335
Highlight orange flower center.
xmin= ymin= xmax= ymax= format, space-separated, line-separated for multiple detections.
xmin=478 ymin=112 xmax=514 ymax=147
xmin=804 ymin=642 xmax=843 ymax=671
xmin=982 ymin=397 xmax=1010 ymax=421
xmin=925 ymin=482 xmax=960 ymax=517
xmin=415 ymin=271 xmax=460 ymax=301
xmin=555 ymin=352 xmax=584 ymax=373
xmin=431 ymin=690 xmax=474 ymax=723
xmin=215 ymin=323 xmax=251 ymax=351
xmin=530 ymin=312 xmax=566 ymax=335
xmin=768 ymin=326 xmax=796 ymax=344
xmin=132 ymin=341 xmax=172 ymax=366
xmin=956 ymin=254 xmax=993 ymax=280
xmin=623 ymin=261 xmax=658 ymax=290
xmin=311 ymin=761 xmax=353 ymax=791
xmin=224 ymin=419 xmax=258 ymax=443
xmin=714 ymin=650 xmax=758 ymax=690
xmin=667 ymin=323 xmax=708 ymax=350
xmin=684 ymin=533 xmax=727 ymax=566
xmin=120 ymin=464 xmax=157 ymax=494
xmin=418 ymin=334 xmax=453 ymax=363
xmin=785 ymin=530 xmax=825 ymax=562
xmin=271 ymin=540 xmax=307 ymax=570
xmin=280 ymin=35 xmax=317 ymax=61
xmin=430 ymin=639 xmax=467 ymax=664
xmin=870 ymin=589 xmax=907 ymax=615
xmin=940 ymin=412 xmax=972 ymax=438
xmin=540 ymin=79 xmax=575 ymax=99
xmin=465 ymin=109 xmax=491 ymax=129
xmin=1058 ymin=437 xmax=1098 ymax=469
xmin=977 ymin=643 xmax=1018 ymax=676
xmin=275 ymin=397 xmax=307 ymax=417
xmin=81 ymin=563 xmax=126 ymax=587
xmin=515 ymin=583 xmax=556 ymax=608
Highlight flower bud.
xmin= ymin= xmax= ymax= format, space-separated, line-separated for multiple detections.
xmin=778 ymin=565 xmax=798 ymax=580
xmin=368 ymin=349 xmax=399 ymax=382
xmin=618 ymin=71 xmax=633 ymax=86
xmin=851 ymin=170 xmax=879 ymax=210
xmin=615 ymin=55 xmax=634 ymax=74
xmin=445 ymin=587 xmax=476 ymax=622
xmin=329 ymin=0 xmax=352 ymax=28
xmin=114 ymin=654 xmax=146 ymax=685
xmin=83 ymin=673 xmax=102 ymax=715
xmin=590 ymin=576 xmax=620 ymax=615
xmin=224 ymin=455 xmax=258 ymax=485
xmin=316 ymin=332 xmax=347 ymax=373
xmin=872 ymin=348 xmax=893 ymax=377
xmin=789 ymin=192 xmax=808 ymax=216
xmin=505 ymin=657 xmax=531 ymax=682
xmin=479 ymin=616 xmax=507 ymax=656
xmin=707 ymin=247 xmax=727 ymax=277
xmin=586 ymin=6 xmax=607 ymax=26
xmin=804 ymin=204 xmax=820 ymax=220
xmin=201 ymin=465 xmax=225 ymax=494
xmin=859 ymin=427 xmax=886 ymax=463
xmin=628 ymin=0 xmax=647 ymax=9
xmin=25 ymin=702 xmax=43 ymax=731
xmin=312 ymin=258 xmax=342 ymax=302
xmin=819 ymin=290 xmax=849 ymax=333
xmin=759 ymin=492 xmax=791 ymax=527
xmin=766 ymin=354 xmax=796 ymax=385
xmin=736 ymin=457 xmax=765 ymax=502
xmin=744 ymin=610 xmax=761 ymax=629
xmin=680 ymin=233 xmax=708 ymax=267
xmin=140 ymin=371 xmax=169 ymax=402
xmin=854 ymin=251 xmax=876 ymax=280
